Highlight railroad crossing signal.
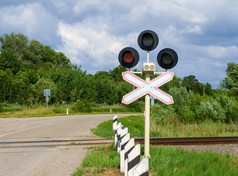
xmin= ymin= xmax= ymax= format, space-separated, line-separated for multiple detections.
xmin=122 ymin=71 xmax=174 ymax=105
xmin=118 ymin=30 xmax=178 ymax=159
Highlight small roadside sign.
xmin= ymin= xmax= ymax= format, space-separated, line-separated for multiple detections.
xmin=44 ymin=89 xmax=51 ymax=97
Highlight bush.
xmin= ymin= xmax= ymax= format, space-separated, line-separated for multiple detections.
xmin=169 ymin=87 xmax=189 ymax=111
xmin=153 ymin=106 xmax=178 ymax=125
xmin=72 ymin=99 xmax=92 ymax=113
xmin=178 ymin=105 xmax=196 ymax=122
xmin=196 ymin=100 xmax=226 ymax=121
xmin=215 ymin=94 xmax=238 ymax=122
xmin=0 ymin=103 xmax=3 ymax=112
xmin=126 ymin=101 xmax=144 ymax=112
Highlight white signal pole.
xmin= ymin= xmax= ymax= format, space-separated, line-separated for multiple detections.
xmin=144 ymin=51 xmax=150 ymax=158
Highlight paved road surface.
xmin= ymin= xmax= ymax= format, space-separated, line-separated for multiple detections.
xmin=0 ymin=114 xmax=131 ymax=176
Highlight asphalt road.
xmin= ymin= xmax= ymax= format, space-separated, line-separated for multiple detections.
xmin=0 ymin=114 xmax=131 ymax=176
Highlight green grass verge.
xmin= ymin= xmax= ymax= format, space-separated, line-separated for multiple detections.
xmin=92 ymin=115 xmax=238 ymax=138
xmin=91 ymin=115 xmax=161 ymax=139
xmin=73 ymin=144 xmax=238 ymax=176
xmin=149 ymin=146 xmax=238 ymax=175
xmin=0 ymin=105 xmax=138 ymax=118
xmin=73 ymin=144 xmax=122 ymax=176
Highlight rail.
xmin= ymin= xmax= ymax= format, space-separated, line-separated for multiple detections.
xmin=135 ymin=136 xmax=238 ymax=145
xmin=0 ymin=136 xmax=237 ymax=148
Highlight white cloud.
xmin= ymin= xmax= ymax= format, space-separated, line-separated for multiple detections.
xmin=206 ymin=46 xmax=238 ymax=59
xmin=57 ymin=22 xmax=126 ymax=69
xmin=0 ymin=0 xmax=237 ymax=87
xmin=0 ymin=3 xmax=58 ymax=44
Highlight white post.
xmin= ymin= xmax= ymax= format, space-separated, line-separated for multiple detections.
xmin=144 ymin=51 xmax=151 ymax=158
xmin=66 ymin=108 xmax=69 ymax=115
xmin=144 ymin=73 xmax=150 ymax=158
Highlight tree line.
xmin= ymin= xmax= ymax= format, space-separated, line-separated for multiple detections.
xmin=0 ymin=33 xmax=237 ymax=122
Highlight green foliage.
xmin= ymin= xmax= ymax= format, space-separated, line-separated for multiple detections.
xmin=221 ymin=62 xmax=238 ymax=95
xmin=74 ymin=143 xmax=238 ymax=176
xmin=82 ymin=145 xmax=119 ymax=168
xmin=150 ymin=146 xmax=238 ymax=176
xmin=166 ymin=86 xmax=237 ymax=122
xmin=73 ymin=144 xmax=120 ymax=176
xmin=196 ymin=100 xmax=226 ymax=121
xmin=215 ymin=93 xmax=238 ymax=122
xmin=0 ymin=32 xmax=237 ymax=124
xmin=0 ymin=103 xmax=3 ymax=112
xmin=72 ymin=99 xmax=92 ymax=113
xmin=153 ymin=105 xmax=178 ymax=125
xmin=92 ymin=115 xmax=161 ymax=138
xmin=126 ymin=101 xmax=144 ymax=112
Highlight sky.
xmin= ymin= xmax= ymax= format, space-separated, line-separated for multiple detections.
xmin=0 ymin=0 xmax=237 ymax=88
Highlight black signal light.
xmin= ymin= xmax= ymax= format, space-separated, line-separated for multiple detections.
xmin=118 ymin=47 xmax=139 ymax=68
xmin=157 ymin=48 xmax=178 ymax=69
xmin=138 ymin=30 xmax=159 ymax=51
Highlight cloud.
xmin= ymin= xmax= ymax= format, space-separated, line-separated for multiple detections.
xmin=0 ymin=2 xmax=59 ymax=45
xmin=57 ymin=22 xmax=128 ymax=71
xmin=0 ymin=0 xmax=237 ymax=88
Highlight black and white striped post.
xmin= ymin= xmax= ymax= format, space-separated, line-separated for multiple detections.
xmin=125 ymin=144 xmax=141 ymax=176
xmin=113 ymin=115 xmax=118 ymax=130
xmin=124 ymin=138 xmax=135 ymax=175
xmin=120 ymin=133 xmax=130 ymax=172
xmin=117 ymin=127 xmax=128 ymax=152
xmin=114 ymin=122 xmax=122 ymax=146
xmin=132 ymin=158 xmax=149 ymax=176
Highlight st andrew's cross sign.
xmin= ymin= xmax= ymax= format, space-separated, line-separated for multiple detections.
xmin=122 ymin=71 xmax=174 ymax=105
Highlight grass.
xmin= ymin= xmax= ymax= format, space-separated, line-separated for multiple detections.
xmin=91 ymin=115 xmax=161 ymax=139
xmin=73 ymin=144 xmax=122 ymax=176
xmin=73 ymin=144 xmax=238 ymax=176
xmin=151 ymin=117 xmax=238 ymax=137
xmin=0 ymin=106 xmax=69 ymax=118
xmin=92 ymin=115 xmax=238 ymax=138
xmin=91 ymin=105 xmax=133 ymax=113
xmin=149 ymin=146 xmax=238 ymax=176
xmin=0 ymin=104 xmax=138 ymax=118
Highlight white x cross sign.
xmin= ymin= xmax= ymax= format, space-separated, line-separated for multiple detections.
xmin=122 ymin=71 xmax=174 ymax=105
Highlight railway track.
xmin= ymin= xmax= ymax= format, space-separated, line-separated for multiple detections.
xmin=135 ymin=136 xmax=238 ymax=145
xmin=0 ymin=136 xmax=237 ymax=148
xmin=0 ymin=138 xmax=113 ymax=148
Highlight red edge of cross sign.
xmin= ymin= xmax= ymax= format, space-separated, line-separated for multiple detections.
xmin=121 ymin=71 xmax=174 ymax=105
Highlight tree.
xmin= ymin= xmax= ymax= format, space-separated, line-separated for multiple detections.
xmin=0 ymin=33 xmax=28 ymax=55
xmin=181 ymin=75 xmax=205 ymax=95
xmin=109 ymin=65 xmax=127 ymax=82
xmin=221 ymin=62 xmax=238 ymax=95
xmin=0 ymin=69 xmax=14 ymax=102
xmin=0 ymin=48 xmax=20 ymax=74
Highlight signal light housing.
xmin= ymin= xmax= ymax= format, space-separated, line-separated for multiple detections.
xmin=118 ymin=47 xmax=139 ymax=69
xmin=157 ymin=48 xmax=178 ymax=69
xmin=138 ymin=30 xmax=159 ymax=51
